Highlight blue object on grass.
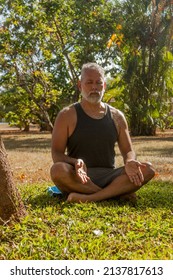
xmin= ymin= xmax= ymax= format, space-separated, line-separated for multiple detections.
xmin=47 ymin=186 xmax=62 ymax=197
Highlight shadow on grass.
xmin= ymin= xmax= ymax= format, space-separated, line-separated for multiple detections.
xmin=135 ymin=181 xmax=173 ymax=210
xmin=2 ymin=135 xmax=51 ymax=151
xmin=132 ymin=136 xmax=173 ymax=143
xmin=2 ymin=134 xmax=173 ymax=152
xmin=24 ymin=193 xmax=64 ymax=209
xmin=26 ymin=181 xmax=173 ymax=211
xmin=140 ymin=146 xmax=173 ymax=156
xmin=132 ymin=136 xmax=173 ymax=157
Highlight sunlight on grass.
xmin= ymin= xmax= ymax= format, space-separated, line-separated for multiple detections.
xmin=1 ymin=132 xmax=173 ymax=259
xmin=0 ymin=181 xmax=172 ymax=260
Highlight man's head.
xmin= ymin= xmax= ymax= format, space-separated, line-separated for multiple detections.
xmin=78 ymin=62 xmax=106 ymax=104
xmin=81 ymin=62 xmax=105 ymax=80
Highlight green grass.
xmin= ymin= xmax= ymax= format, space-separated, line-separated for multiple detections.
xmin=0 ymin=180 xmax=172 ymax=260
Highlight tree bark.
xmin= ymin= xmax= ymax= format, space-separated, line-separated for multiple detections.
xmin=0 ymin=136 xmax=26 ymax=225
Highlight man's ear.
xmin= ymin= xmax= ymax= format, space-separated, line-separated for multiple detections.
xmin=104 ymin=81 xmax=106 ymax=90
xmin=77 ymin=80 xmax=81 ymax=91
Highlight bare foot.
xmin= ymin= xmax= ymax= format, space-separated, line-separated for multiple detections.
xmin=119 ymin=192 xmax=137 ymax=202
xmin=67 ymin=192 xmax=138 ymax=203
xmin=67 ymin=192 xmax=90 ymax=203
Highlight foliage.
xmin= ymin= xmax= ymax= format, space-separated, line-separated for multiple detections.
xmin=0 ymin=0 xmax=118 ymax=129
xmin=0 ymin=181 xmax=172 ymax=259
xmin=0 ymin=0 xmax=173 ymax=134
xmin=0 ymin=0 xmax=65 ymax=130
xmin=104 ymin=74 xmax=126 ymax=111
xmin=106 ymin=0 xmax=173 ymax=135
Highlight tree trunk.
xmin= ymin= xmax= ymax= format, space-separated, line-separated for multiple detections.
xmin=0 ymin=137 xmax=26 ymax=225
xmin=23 ymin=123 xmax=30 ymax=132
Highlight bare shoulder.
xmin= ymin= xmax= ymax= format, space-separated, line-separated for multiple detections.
xmin=58 ymin=104 xmax=76 ymax=118
xmin=108 ymin=105 xmax=128 ymax=134
xmin=55 ymin=103 xmax=76 ymax=124
xmin=53 ymin=104 xmax=77 ymax=138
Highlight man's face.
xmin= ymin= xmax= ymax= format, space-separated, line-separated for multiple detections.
xmin=78 ymin=69 xmax=106 ymax=104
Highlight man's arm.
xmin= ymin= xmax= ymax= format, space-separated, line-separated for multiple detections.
xmin=51 ymin=106 xmax=90 ymax=184
xmin=111 ymin=108 xmax=146 ymax=186
xmin=51 ymin=107 xmax=76 ymax=164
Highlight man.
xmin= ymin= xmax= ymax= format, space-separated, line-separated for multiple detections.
xmin=50 ymin=62 xmax=155 ymax=203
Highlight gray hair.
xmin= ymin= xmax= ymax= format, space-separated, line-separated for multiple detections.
xmin=81 ymin=62 xmax=105 ymax=80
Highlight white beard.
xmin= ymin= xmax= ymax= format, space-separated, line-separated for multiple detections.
xmin=81 ymin=91 xmax=104 ymax=104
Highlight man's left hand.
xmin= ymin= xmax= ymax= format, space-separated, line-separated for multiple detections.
xmin=125 ymin=160 xmax=146 ymax=186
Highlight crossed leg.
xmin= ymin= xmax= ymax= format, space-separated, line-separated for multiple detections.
xmin=67 ymin=163 xmax=155 ymax=203
xmin=50 ymin=162 xmax=102 ymax=194
xmin=50 ymin=162 xmax=155 ymax=203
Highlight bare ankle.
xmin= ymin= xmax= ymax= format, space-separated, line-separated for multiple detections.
xmin=67 ymin=192 xmax=89 ymax=203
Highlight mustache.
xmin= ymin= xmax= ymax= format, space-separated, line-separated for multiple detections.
xmin=89 ymin=91 xmax=101 ymax=95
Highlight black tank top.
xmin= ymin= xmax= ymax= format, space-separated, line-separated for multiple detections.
xmin=67 ymin=103 xmax=118 ymax=168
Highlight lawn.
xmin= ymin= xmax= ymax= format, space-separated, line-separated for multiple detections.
xmin=0 ymin=129 xmax=173 ymax=260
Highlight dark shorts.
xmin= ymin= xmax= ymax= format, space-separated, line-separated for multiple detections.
xmin=87 ymin=167 xmax=124 ymax=188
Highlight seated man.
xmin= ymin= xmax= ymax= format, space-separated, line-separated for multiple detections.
xmin=50 ymin=62 xmax=155 ymax=203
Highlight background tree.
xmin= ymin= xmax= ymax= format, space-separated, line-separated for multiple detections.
xmin=0 ymin=1 xmax=62 ymax=130
xmin=0 ymin=0 xmax=117 ymax=130
xmin=0 ymin=0 xmax=172 ymax=135
xmin=107 ymin=0 xmax=173 ymax=135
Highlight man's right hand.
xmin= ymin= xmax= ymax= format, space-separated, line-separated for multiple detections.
xmin=75 ymin=159 xmax=90 ymax=184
